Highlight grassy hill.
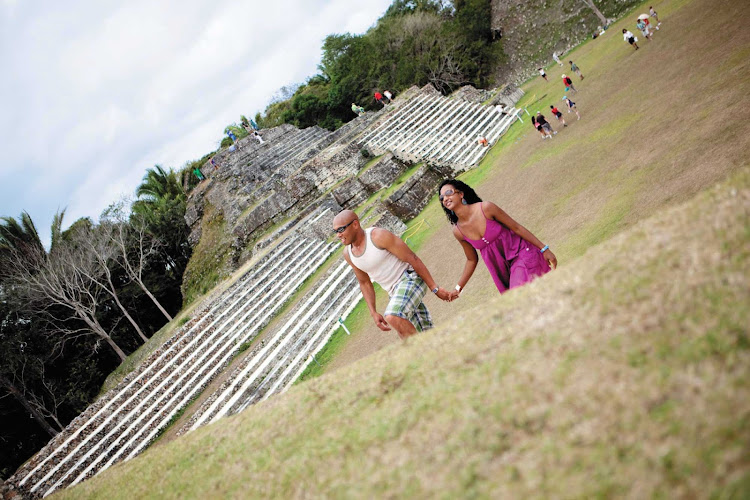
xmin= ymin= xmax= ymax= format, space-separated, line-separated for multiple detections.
xmin=55 ymin=0 xmax=749 ymax=497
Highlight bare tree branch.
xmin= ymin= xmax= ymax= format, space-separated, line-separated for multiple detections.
xmin=6 ymin=241 xmax=128 ymax=362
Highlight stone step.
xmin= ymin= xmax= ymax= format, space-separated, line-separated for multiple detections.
xmin=22 ymin=239 xmax=336 ymax=491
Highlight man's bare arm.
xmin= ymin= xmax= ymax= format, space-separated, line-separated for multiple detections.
xmin=370 ymin=228 xmax=450 ymax=300
xmin=343 ymin=248 xmax=391 ymax=331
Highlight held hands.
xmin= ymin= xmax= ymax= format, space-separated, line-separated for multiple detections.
xmin=435 ymin=287 xmax=460 ymax=302
xmin=435 ymin=287 xmax=453 ymax=302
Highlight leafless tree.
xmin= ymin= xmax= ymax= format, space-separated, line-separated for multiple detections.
xmin=0 ymin=374 xmax=60 ymax=438
xmin=579 ymin=0 xmax=608 ymax=26
xmin=426 ymin=40 xmax=466 ymax=93
xmin=101 ymin=203 xmax=173 ymax=322
xmin=7 ymin=243 xmax=128 ymax=362
xmin=74 ymin=225 xmax=149 ymax=343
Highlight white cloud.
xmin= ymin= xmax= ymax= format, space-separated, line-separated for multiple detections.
xmin=1 ymin=0 xmax=391 ymax=247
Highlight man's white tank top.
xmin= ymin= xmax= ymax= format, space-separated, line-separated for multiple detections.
xmin=348 ymin=228 xmax=410 ymax=296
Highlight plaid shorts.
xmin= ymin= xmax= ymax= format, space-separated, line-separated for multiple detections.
xmin=383 ymin=269 xmax=433 ymax=332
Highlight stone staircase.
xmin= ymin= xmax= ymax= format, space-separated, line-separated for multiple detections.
xmin=7 ymin=236 xmax=338 ymax=497
xmin=4 ymin=83 xmax=524 ymax=498
xmin=363 ymin=91 xmax=522 ymax=170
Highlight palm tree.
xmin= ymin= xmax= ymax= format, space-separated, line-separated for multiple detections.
xmin=132 ymin=165 xmax=184 ymax=215
xmin=0 ymin=209 xmax=66 ymax=270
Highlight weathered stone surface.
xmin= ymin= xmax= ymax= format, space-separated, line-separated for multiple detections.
xmin=451 ymin=85 xmax=493 ymax=103
xmin=332 ymin=177 xmax=368 ymax=209
xmin=296 ymin=198 xmax=344 ymax=241
xmin=371 ymin=209 xmax=408 ymax=236
xmin=232 ymin=189 xmax=296 ymax=242
xmin=383 ymin=165 xmax=443 ymax=220
xmin=358 ymin=154 xmax=408 ymax=193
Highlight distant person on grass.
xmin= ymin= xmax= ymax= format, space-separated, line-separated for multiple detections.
xmin=538 ymin=68 xmax=548 ymax=81
xmin=550 ymin=105 xmax=567 ymax=127
xmin=437 ymin=180 xmax=557 ymax=298
xmin=563 ymin=96 xmax=581 ymax=120
xmin=562 ymin=74 xmax=577 ymax=93
xmin=569 ymin=60 xmax=584 ymax=80
xmin=636 ymin=18 xmax=653 ymax=41
xmin=531 ymin=116 xmax=550 ymax=139
xmin=536 ymin=111 xmax=556 ymax=136
xmin=623 ymin=29 xmax=640 ymax=50
xmin=650 ymin=6 xmax=661 ymax=25
xmin=334 ymin=210 xmax=450 ymax=339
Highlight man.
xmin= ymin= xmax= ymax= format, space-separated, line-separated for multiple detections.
xmin=569 ymin=60 xmax=584 ymax=80
xmin=334 ymin=210 xmax=449 ymax=339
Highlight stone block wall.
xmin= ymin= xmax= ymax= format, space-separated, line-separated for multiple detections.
xmin=383 ymin=165 xmax=446 ymax=220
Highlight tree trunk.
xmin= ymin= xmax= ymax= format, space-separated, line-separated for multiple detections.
xmin=78 ymin=310 xmax=128 ymax=362
xmin=102 ymin=334 xmax=127 ymax=362
xmin=110 ymin=288 xmax=149 ymax=342
xmin=581 ymin=0 xmax=608 ymax=26
xmin=0 ymin=375 xmax=59 ymax=438
xmin=138 ymin=281 xmax=173 ymax=322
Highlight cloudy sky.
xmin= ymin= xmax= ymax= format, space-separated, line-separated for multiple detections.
xmin=0 ymin=0 xmax=392 ymax=247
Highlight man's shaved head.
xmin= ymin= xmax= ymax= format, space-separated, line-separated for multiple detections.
xmin=333 ymin=209 xmax=361 ymax=246
xmin=333 ymin=209 xmax=358 ymax=227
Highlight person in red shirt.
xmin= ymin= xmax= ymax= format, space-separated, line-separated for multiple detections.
xmin=374 ymin=91 xmax=385 ymax=106
xmin=562 ymin=74 xmax=577 ymax=93
xmin=550 ymin=105 xmax=567 ymax=127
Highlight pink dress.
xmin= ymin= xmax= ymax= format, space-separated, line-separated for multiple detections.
xmin=457 ymin=204 xmax=550 ymax=293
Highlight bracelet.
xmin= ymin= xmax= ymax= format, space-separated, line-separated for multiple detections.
xmin=540 ymin=245 xmax=549 ymax=253
xmin=455 ymin=284 xmax=462 ymax=292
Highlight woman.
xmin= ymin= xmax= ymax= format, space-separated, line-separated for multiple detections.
xmin=636 ymin=19 xmax=652 ymax=41
xmin=531 ymin=116 xmax=548 ymax=139
xmin=438 ymin=180 xmax=557 ymax=298
xmin=563 ymin=96 xmax=581 ymax=120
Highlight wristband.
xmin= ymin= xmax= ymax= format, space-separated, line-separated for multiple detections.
xmin=431 ymin=286 xmax=439 ymax=294
xmin=540 ymin=245 xmax=549 ymax=253
xmin=455 ymin=284 xmax=462 ymax=292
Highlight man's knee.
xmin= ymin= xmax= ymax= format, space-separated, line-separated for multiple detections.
xmin=384 ymin=314 xmax=416 ymax=339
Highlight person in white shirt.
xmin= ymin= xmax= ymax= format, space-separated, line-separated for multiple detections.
xmin=334 ymin=210 xmax=450 ymax=339
xmin=623 ymin=29 xmax=639 ymax=50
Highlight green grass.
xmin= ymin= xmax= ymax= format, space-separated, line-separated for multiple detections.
xmin=180 ymin=203 xmax=233 ymax=307
xmin=54 ymin=0 xmax=750 ymax=496
xmin=295 ymin=284 xmax=387 ymax=382
xmin=61 ymin=169 xmax=750 ymax=497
